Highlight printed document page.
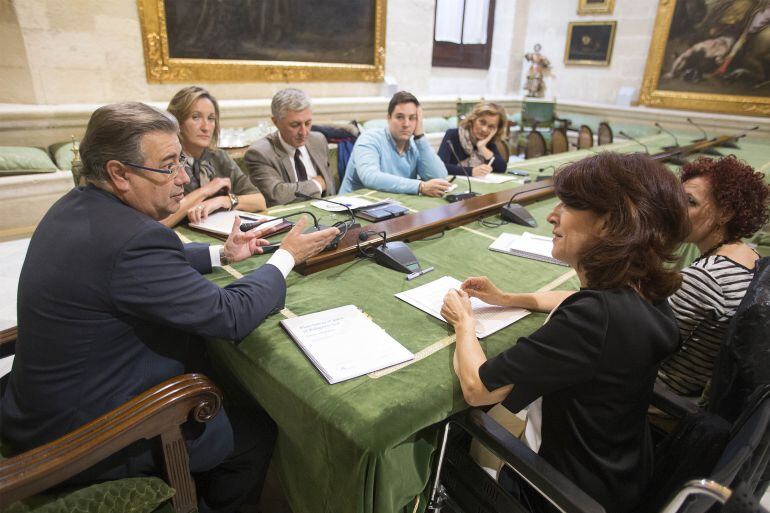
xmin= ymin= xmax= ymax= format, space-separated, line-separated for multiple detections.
xmin=395 ymin=276 xmax=529 ymax=339
xmin=281 ymin=305 xmax=413 ymax=384
xmin=189 ymin=210 xmax=285 ymax=237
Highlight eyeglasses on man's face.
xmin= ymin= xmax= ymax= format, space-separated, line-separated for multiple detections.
xmin=120 ymin=156 xmax=188 ymax=181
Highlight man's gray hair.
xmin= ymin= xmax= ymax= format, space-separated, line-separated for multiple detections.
xmin=271 ymin=88 xmax=311 ymax=120
xmin=79 ymin=102 xmax=179 ymax=183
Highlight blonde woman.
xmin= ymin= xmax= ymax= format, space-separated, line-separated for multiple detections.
xmin=438 ymin=102 xmax=508 ymax=177
xmin=162 ymin=86 xmax=266 ymax=227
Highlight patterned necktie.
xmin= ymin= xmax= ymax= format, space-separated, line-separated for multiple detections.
xmin=294 ymin=149 xmax=308 ymax=181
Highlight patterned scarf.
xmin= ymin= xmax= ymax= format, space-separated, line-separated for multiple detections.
xmin=185 ymin=149 xmax=216 ymax=190
xmin=457 ymin=126 xmax=486 ymax=168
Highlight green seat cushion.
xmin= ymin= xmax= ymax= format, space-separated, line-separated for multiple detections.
xmin=362 ymin=119 xmax=387 ymax=131
xmin=48 ymin=142 xmax=79 ymax=172
xmin=422 ymin=117 xmax=450 ymax=133
xmin=3 ymin=477 xmax=175 ymax=513
xmin=0 ymin=147 xmax=58 ymax=175
xmin=446 ymin=116 xmax=459 ymax=128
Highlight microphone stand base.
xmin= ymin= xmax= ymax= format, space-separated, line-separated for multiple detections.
xmin=445 ymin=192 xmax=479 ymax=203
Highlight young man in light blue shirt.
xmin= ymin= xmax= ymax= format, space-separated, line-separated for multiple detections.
xmin=339 ymin=91 xmax=451 ymax=196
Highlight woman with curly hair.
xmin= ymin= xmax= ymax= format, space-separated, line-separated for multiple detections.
xmin=658 ymin=155 xmax=770 ymax=398
xmin=441 ymin=153 xmax=689 ymax=512
xmin=437 ymin=102 xmax=508 ymax=177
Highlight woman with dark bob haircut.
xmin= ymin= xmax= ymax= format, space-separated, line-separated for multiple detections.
xmin=441 ymin=152 xmax=689 ymax=512
xmin=659 ymin=155 xmax=770 ymax=398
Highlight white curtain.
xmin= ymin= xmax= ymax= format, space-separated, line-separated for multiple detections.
xmin=434 ymin=0 xmax=490 ymax=45
xmin=434 ymin=0 xmax=464 ymax=44
xmin=462 ymin=0 xmax=489 ymax=44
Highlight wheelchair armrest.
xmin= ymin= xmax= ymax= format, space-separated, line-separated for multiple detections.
xmin=0 ymin=326 xmax=16 ymax=356
xmin=0 ymin=373 xmax=222 ymax=510
xmin=652 ymin=381 xmax=700 ymax=419
xmin=454 ymin=408 xmax=605 ymax=513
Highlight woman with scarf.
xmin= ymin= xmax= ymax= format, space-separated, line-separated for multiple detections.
xmin=437 ymin=102 xmax=508 ymax=178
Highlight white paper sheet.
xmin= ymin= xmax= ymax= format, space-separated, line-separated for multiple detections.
xmin=281 ymin=305 xmax=413 ymax=384
xmin=467 ymin=173 xmax=519 ymax=184
xmin=395 ymin=276 xmax=529 ymax=339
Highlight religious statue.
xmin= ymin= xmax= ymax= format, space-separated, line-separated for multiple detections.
xmin=523 ymin=44 xmax=551 ymax=98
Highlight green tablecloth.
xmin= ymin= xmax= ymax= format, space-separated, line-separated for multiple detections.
xmin=175 ymin=133 xmax=770 ymax=513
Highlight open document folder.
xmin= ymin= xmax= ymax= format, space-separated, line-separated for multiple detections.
xmin=188 ymin=209 xmax=292 ymax=238
xmin=280 ymin=305 xmax=413 ymax=384
xmin=395 ymin=276 xmax=529 ymax=339
xmin=489 ymin=232 xmax=568 ymax=266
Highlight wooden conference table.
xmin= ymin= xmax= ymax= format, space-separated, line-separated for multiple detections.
xmin=176 ymin=133 xmax=770 ymax=513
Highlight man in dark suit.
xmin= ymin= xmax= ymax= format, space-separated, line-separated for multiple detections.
xmin=245 ymin=88 xmax=336 ymax=206
xmin=0 ymin=102 xmax=338 ymax=513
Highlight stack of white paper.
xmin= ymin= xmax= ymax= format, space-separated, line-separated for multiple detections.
xmin=188 ymin=210 xmax=286 ymax=237
xmin=395 ymin=276 xmax=529 ymax=339
xmin=281 ymin=305 xmax=413 ymax=384
xmin=467 ymin=173 xmax=518 ymax=184
xmin=489 ymin=232 xmax=568 ymax=266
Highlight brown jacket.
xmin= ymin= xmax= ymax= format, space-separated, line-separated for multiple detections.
xmin=244 ymin=131 xmax=335 ymax=207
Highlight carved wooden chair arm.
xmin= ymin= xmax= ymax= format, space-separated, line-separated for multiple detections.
xmin=0 ymin=373 xmax=222 ymax=513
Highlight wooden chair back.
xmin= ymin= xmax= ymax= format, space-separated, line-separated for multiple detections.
xmin=525 ymin=130 xmax=547 ymax=159
xmin=551 ymin=128 xmax=569 ymax=154
xmin=597 ymin=122 xmax=613 ymax=145
xmin=577 ymin=125 xmax=594 ymax=149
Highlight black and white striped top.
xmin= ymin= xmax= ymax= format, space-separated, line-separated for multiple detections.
xmin=658 ymin=255 xmax=755 ymax=397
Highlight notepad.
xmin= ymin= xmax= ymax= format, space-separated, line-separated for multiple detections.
xmin=280 ymin=305 xmax=414 ymax=384
xmin=489 ymin=232 xmax=568 ymax=266
xmin=467 ymin=173 xmax=519 ymax=184
xmin=394 ymin=276 xmax=529 ymax=339
xmin=188 ymin=210 xmax=292 ymax=238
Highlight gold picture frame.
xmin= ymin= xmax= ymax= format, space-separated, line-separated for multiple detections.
xmin=577 ymin=0 xmax=615 ymax=15
xmin=136 ymin=0 xmax=386 ymax=83
xmin=564 ymin=21 xmax=616 ymax=66
xmin=639 ymin=1 xmax=770 ymax=116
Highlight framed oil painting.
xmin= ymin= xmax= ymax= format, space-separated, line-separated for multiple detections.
xmin=564 ymin=21 xmax=617 ymax=66
xmin=578 ymin=0 xmax=615 ymax=15
xmin=639 ymin=0 xmax=770 ymax=116
xmin=137 ymin=0 xmax=386 ymax=83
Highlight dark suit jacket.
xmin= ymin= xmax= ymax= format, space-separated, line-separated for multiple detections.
xmin=437 ymin=128 xmax=507 ymax=176
xmin=244 ymin=131 xmax=335 ymax=207
xmin=0 ymin=185 xmax=286 ymax=459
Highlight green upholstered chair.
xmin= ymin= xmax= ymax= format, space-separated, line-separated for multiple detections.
xmin=0 ymin=327 xmax=223 ymax=513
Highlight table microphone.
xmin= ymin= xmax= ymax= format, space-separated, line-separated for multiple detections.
xmin=655 ymin=122 xmax=680 ymax=150
xmin=294 ymin=191 xmax=361 ymax=230
xmin=686 ymin=117 xmax=709 ymax=143
xmin=618 ymin=131 xmax=649 ymax=154
xmin=500 ymin=184 xmax=554 ymax=228
xmin=444 ymin=141 xmax=479 ymax=203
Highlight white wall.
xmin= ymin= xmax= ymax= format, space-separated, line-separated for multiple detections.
xmin=0 ymin=0 xmax=544 ymax=105
xmin=519 ymin=0 xmax=659 ymax=104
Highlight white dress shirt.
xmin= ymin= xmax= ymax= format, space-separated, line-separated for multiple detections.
xmin=209 ymin=246 xmax=295 ymax=278
xmin=278 ymin=133 xmax=322 ymax=194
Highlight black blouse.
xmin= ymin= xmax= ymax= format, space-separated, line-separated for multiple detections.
xmin=479 ymin=288 xmax=678 ymax=511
